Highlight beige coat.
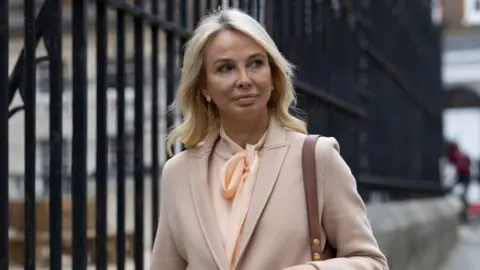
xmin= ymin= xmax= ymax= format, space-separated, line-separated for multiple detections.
xmin=151 ymin=118 xmax=388 ymax=270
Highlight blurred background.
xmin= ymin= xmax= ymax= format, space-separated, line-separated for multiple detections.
xmin=2 ymin=0 xmax=480 ymax=269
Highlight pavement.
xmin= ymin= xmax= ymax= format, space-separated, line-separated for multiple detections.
xmin=438 ymin=221 xmax=480 ymax=270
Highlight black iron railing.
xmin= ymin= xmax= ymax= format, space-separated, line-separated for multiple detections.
xmin=0 ymin=0 xmax=9 ymax=269
xmin=0 ymin=0 xmax=446 ymax=269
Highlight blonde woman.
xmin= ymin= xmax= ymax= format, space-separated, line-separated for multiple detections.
xmin=151 ymin=7 xmax=388 ymax=270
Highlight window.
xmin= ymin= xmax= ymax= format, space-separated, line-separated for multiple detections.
xmin=463 ymin=0 xmax=480 ymax=25
xmin=431 ymin=0 xmax=443 ymax=25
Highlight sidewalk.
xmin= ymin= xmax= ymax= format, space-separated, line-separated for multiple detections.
xmin=438 ymin=222 xmax=480 ymax=270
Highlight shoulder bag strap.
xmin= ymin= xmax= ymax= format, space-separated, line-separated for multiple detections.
xmin=302 ymin=135 xmax=337 ymax=261
xmin=302 ymin=135 xmax=323 ymax=261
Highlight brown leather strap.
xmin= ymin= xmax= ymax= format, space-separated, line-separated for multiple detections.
xmin=302 ymin=135 xmax=336 ymax=261
xmin=302 ymin=135 xmax=323 ymax=260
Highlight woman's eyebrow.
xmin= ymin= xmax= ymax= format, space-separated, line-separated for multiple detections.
xmin=212 ymin=57 xmax=232 ymax=66
xmin=247 ymin=53 xmax=265 ymax=59
xmin=212 ymin=53 xmax=265 ymax=66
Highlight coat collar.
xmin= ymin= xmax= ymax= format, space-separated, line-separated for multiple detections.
xmin=188 ymin=115 xmax=290 ymax=270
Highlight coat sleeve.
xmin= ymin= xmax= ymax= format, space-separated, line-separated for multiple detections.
xmin=307 ymin=137 xmax=388 ymax=270
xmin=150 ymin=160 xmax=187 ymax=270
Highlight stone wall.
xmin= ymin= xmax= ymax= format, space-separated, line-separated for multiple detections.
xmin=367 ymin=196 xmax=462 ymax=270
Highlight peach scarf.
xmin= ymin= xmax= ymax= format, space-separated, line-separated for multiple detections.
xmin=218 ymin=128 xmax=266 ymax=267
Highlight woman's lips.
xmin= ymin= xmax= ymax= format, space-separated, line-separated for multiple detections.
xmin=235 ymin=95 xmax=259 ymax=106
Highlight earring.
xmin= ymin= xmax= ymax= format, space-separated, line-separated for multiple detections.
xmin=206 ymin=96 xmax=211 ymax=103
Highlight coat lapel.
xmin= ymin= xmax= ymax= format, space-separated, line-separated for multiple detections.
xmin=233 ymin=118 xmax=290 ymax=268
xmin=189 ymin=132 xmax=230 ymax=270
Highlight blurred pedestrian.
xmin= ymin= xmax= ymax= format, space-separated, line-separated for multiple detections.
xmin=151 ymin=7 xmax=387 ymax=270
xmin=447 ymin=142 xmax=471 ymax=222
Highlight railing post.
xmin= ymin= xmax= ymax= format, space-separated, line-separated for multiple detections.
xmin=72 ymin=0 xmax=88 ymax=268
xmin=115 ymin=4 xmax=127 ymax=270
xmin=95 ymin=0 xmax=108 ymax=268
xmin=0 ymin=0 xmax=9 ymax=267
xmin=24 ymin=0 xmax=37 ymax=268
xmin=45 ymin=0 xmax=65 ymax=268
xmin=165 ymin=0 xmax=176 ymax=154
xmin=133 ymin=0 xmax=145 ymax=268
xmin=150 ymin=0 xmax=161 ymax=249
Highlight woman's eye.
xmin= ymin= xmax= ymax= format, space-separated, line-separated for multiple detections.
xmin=249 ymin=59 xmax=264 ymax=68
xmin=217 ymin=64 xmax=233 ymax=73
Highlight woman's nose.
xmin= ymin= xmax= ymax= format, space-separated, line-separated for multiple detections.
xmin=236 ymin=69 xmax=253 ymax=89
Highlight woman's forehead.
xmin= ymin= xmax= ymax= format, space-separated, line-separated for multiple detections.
xmin=204 ymin=30 xmax=266 ymax=60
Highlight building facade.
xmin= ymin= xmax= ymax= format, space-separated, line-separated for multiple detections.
xmin=440 ymin=0 xmax=480 ymax=194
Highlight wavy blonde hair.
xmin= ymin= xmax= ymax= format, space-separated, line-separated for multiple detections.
xmin=167 ymin=7 xmax=307 ymax=155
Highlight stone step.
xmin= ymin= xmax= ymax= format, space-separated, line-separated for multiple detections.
xmin=9 ymin=228 xmax=134 ymax=267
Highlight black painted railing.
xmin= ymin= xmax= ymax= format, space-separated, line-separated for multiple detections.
xmin=0 ymin=0 xmax=446 ymax=269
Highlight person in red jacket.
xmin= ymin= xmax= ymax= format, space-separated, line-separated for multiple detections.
xmin=447 ymin=142 xmax=471 ymax=221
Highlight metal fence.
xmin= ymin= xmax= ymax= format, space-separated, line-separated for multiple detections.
xmin=264 ymin=0 xmax=445 ymax=200
xmin=0 ymin=0 xmax=445 ymax=268
xmin=356 ymin=1 xmax=445 ymax=200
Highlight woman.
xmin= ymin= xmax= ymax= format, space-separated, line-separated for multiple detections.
xmin=151 ymin=7 xmax=388 ymax=270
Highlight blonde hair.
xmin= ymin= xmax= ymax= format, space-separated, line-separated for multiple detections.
xmin=167 ymin=7 xmax=307 ymax=155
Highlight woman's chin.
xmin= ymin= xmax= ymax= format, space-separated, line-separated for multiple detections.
xmin=229 ymin=106 xmax=268 ymax=121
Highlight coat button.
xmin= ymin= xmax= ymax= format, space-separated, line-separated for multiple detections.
xmin=313 ymin=238 xmax=320 ymax=246
xmin=313 ymin=253 xmax=321 ymax=260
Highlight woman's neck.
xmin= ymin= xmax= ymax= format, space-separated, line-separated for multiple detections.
xmin=220 ymin=112 xmax=270 ymax=149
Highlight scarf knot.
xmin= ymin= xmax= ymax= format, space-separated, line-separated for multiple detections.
xmin=218 ymin=129 xmax=265 ymax=267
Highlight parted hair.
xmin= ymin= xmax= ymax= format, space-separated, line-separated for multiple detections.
xmin=167 ymin=7 xmax=307 ymax=155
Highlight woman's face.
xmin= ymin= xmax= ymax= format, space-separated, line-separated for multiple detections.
xmin=203 ymin=29 xmax=273 ymax=121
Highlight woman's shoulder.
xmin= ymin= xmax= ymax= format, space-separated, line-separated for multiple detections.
xmin=160 ymin=150 xmax=192 ymax=187
xmin=314 ymin=136 xmax=340 ymax=156
xmin=285 ymin=129 xmax=340 ymax=156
